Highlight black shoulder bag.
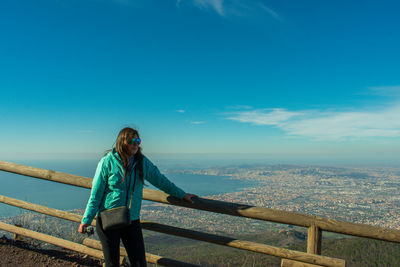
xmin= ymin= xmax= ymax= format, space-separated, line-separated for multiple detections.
xmin=100 ymin=166 xmax=137 ymax=231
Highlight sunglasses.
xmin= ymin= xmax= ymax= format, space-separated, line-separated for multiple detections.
xmin=130 ymin=138 xmax=142 ymax=145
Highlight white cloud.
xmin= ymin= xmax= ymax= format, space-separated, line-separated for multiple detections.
xmin=194 ymin=0 xmax=224 ymax=16
xmin=177 ymin=0 xmax=281 ymax=21
xmin=259 ymin=3 xmax=282 ymax=21
xmin=225 ymin=105 xmax=400 ymax=140
xmin=226 ymin=108 xmax=301 ymax=125
xmin=176 ymin=109 xmax=185 ymax=113
xmin=190 ymin=121 xmax=205 ymax=124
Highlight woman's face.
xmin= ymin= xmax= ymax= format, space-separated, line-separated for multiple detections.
xmin=127 ymin=135 xmax=140 ymax=156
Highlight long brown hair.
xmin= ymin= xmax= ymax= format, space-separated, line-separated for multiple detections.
xmin=115 ymin=127 xmax=144 ymax=181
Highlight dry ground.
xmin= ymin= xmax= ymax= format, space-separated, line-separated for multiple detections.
xmin=0 ymin=235 xmax=102 ymax=267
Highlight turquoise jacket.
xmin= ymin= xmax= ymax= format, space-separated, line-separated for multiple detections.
xmin=81 ymin=149 xmax=186 ymax=225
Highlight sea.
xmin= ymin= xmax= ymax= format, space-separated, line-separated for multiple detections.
xmin=0 ymin=159 xmax=259 ymax=218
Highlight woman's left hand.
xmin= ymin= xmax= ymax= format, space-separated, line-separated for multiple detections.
xmin=183 ymin=193 xmax=198 ymax=204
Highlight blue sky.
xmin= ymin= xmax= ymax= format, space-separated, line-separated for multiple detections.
xmin=1 ymin=0 xmax=400 ymax=164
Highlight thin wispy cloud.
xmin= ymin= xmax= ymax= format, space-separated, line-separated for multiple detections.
xmin=226 ymin=105 xmax=400 ymax=140
xmin=259 ymin=3 xmax=282 ymax=21
xmin=226 ymin=105 xmax=253 ymax=110
xmin=193 ymin=0 xmax=224 ymax=16
xmin=177 ymin=0 xmax=282 ymax=21
xmin=190 ymin=121 xmax=205 ymax=124
xmin=226 ymin=108 xmax=301 ymax=125
xmin=176 ymin=109 xmax=185 ymax=113
xmin=368 ymin=85 xmax=400 ymax=96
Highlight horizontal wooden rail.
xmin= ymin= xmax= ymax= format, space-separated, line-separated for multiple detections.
xmin=0 ymin=222 xmax=187 ymax=267
xmin=1 ymin=160 xmax=400 ymax=243
xmin=145 ymin=192 xmax=400 ymax=243
xmin=282 ymin=259 xmax=323 ymax=267
xmin=0 ymin=195 xmax=95 ymax=226
xmin=141 ymin=221 xmax=345 ymax=267
xmin=0 ymin=160 xmax=92 ymax=188
xmin=0 ymin=221 xmax=104 ymax=259
xmin=0 ymin=195 xmax=199 ymax=267
xmin=83 ymin=238 xmax=201 ymax=267
xmin=0 ymin=195 xmax=345 ymax=267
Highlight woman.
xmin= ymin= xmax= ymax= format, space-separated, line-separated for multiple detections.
xmin=78 ymin=127 xmax=197 ymax=267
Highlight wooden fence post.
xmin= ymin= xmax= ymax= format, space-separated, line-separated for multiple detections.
xmin=307 ymin=224 xmax=322 ymax=255
xmin=13 ymin=224 xmax=21 ymax=241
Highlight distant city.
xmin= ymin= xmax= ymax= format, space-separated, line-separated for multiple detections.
xmin=141 ymin=164 xmax=400 ymax=235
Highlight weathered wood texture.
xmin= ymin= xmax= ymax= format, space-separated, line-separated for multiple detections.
xmin=0 ymin=160 xmax=92 ymax=188
xmin=0 ymin=222 xmax=104 ymax=259
xmin=0 ymin=195 xmax=344 ymax=267
xmin=141 ymin=221 xmax=345 ymax=267
xmin=83 ymin=238 xmax=201 ymax=267
xmin=0 ymin=195 xmax=96 ymax=226
xmin=144 ymin=188 xmax=314 ymax=226
xmin=307 ymin=224 xmax=322 ymax=255
xmin=282 ymin=259 xmax=324 ymax=267
xmin=1 ymin=160 xmax=400 ymax=243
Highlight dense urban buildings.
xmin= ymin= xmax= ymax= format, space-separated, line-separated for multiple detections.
xmin=141 ymin=165 xmax=400 ymax=235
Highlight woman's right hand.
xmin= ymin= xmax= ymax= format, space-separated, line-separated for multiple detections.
xmin=183 ymin=193 xmax=198 ymax=204
xmin=78 ymin=223 xmax=89 ymax=234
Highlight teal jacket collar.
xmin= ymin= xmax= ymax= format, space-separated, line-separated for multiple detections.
xmin=110 ymin=148 xmax=137 ymax=174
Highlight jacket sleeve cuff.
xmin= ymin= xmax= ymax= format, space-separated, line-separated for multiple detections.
xmin=176 ymin=189 xmax=186 ymax=199
xmin=81 ymin=216 xmax=94 ymax=225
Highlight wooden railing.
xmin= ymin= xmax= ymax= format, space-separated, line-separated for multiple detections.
xmin=1 ymin=160 xmax=399 ymax=266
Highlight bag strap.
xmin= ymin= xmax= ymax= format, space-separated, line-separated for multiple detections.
xmin=128 ymin=168 xmax=137 ymax=209
xmin=109 ymin=153 xmax=136 ymax=209
xmin=125 ymin=163 xmax=137 ymax=209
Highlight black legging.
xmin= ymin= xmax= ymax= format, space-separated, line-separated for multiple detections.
xmin=96 ymin=217 xmax=147 ymax=267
